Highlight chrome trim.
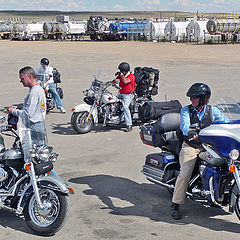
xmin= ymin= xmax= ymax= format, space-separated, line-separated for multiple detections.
xmin=0 ymin=175 xmax=28 ymax=197
xmin=209 ymin=176 xmax=221 ymax=207
xmin=145 ymin=176 xmax=175 ymax=189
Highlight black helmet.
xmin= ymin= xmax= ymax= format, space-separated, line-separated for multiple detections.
xmin=186 ymin=83 xmax=211 ymax=106
xmin=118 ymin=62 xmax=130 ymax=72
xmin=40 ymin=58 xmax=49 ymax=66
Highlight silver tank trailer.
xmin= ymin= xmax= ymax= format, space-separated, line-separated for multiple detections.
xmin=68 ymin=21 xmax=87 ymax=34
xmin=207 ymin=19 xmax=240 ymax=34
xmin=0 ymin=23 xmax=13 ymax=32
xmin=13 ymin=23 xmax=27 ymax=33
xmin=43 ymin=22 xmax=68 ymax=34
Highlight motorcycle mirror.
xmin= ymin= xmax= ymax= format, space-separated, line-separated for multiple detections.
xmin=0 ymin=116 xmax=5 ymax=123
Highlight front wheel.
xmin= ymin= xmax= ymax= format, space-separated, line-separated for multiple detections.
xmin=24 ymin=188 xmax=70 ymax=236
xmin=235 ymin=195 xmax=240 ymax=220
xmin=71 ymin=111 xmax=94 ymax=134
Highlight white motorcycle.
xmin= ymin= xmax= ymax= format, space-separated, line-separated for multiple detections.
xmin=0 ymin=114 xmax=73 ymax=235
xmin=71 ymin=75 xmax=151 ymax=134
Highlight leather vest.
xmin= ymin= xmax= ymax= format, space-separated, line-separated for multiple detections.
xmin=188 ymin=105 xmax=212 ymax=129
xmin=184 ymin=105 xmax=212 ymax=148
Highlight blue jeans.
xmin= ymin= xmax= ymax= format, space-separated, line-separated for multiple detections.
xmin=49 ymin=83 xmax=62 ymax=109
xmin=118 ymin=93 xmax=134 ymax=127
xmin=30 ymin=121 xmax=45 ymax=146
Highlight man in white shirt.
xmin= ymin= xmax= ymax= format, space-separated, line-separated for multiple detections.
xmin=8 ymin=66 xmax=47 ymax=146
xmin=35 ymin=58 xmax=66 ymax=113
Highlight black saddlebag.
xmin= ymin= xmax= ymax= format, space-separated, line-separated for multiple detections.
xmin=138 ymin=100 xmax=182 ymax=123
xmin=140 ymin=123 xmax=166 ymax=147
xmin=142 ymin=152 xmax=179 ymax=183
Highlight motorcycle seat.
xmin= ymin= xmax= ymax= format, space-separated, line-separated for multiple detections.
xmin=153 ymin=112 xmax=181 ymax=134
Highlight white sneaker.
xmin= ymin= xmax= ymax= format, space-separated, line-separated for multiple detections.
xmin=60 ymin=107 xmax=66 ymax=114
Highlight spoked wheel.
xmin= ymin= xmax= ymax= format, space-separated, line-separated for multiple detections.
xmin=71 ymin=111 xmax=93 ymax=134
xmin=235 ymin=195 xmax=240 ymax=220
xmin=24 ymin=188 xmax=70 ymax=236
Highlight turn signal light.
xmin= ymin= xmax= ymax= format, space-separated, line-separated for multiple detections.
xmin=230 ymin=165 xmax=236 ymax=173
xmin=71 ymin=108 xmax=75 ymax=112
xmin=67 ymin=187 xmax=74 ymax=194
xmin=25 ymin=164 xmax=31 ymax=170
xmin=44 ymin=89 xmax=47 ymax=93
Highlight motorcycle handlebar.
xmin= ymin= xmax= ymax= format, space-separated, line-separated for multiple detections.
xmin=105 ymin=81 xmax=121 ymax=90
xmin=0 ymin=125 xmax=10 ymax=132
xmin=112 ymin=82 xmax=121 ymax=90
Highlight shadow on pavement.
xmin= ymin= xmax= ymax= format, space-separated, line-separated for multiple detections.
xmin=0 ymin=209 xmax=35 ymax=235
xmin=69 ymin=174 xmax=240 ymax=233
xmin=50 ymin=122 xmax=128 ymax=135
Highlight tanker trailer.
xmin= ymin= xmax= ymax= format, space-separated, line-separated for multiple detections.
xmin=67 ymin=21 xmax=87 ymax=40
xmin=144 ymin=21 xmax=168 ymax=41
xmin=43 ymin=22 xmax=68 ymax=40
xmin=164 ymin=20 xmax=189 ymax=42
xmin=186 ymin=20 xmax=208 ymax=43
xmin=11 ymin=23 xmax=27 ymax=40
xmin=0 ymin=22 xmax=13 ymax=39
xmin=109 ymin=21 xmax=147 ymax=40
xmin=24 ymin=23 xmax=44 ymax=40
xmin=207 ymin=19 xmax=240 ymax=35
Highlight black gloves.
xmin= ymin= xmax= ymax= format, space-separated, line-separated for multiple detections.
xmin=115 ymin=71 xmax=121 ymax=76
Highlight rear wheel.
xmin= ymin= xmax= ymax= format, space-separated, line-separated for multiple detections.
xmin=71 ymin=111 xmax=94 ymax=134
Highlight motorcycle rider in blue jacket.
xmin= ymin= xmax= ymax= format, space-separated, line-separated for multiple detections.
xmin=171 ymin=83 xmax=228 ymax=220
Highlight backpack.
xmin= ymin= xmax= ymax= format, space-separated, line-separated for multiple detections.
xmin=53 ymin=68 xmax=61 ymax=83
xmin=134 ymin=67 xmax=159 ymax=97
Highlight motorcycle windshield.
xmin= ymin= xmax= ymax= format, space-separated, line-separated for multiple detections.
xmin=212 ymin=97 xmax=240 ymax=123
xmin=18 ymin=112 xmax=47 ymax=160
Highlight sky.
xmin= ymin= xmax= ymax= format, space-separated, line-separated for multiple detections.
xmin=0 ymin=0 xmax=238 ymax=13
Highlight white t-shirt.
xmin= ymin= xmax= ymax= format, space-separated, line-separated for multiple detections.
xmin=35 ymin=65 xmax=54 ymax=84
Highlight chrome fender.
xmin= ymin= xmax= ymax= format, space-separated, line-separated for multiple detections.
xmin=72 ymin=103 xmax=98 ymax=123
xmin=16 ymin=176 xmax=69 ymax=214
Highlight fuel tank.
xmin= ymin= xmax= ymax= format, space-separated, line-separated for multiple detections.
xmin=199 ymin=122 xmax=240 ymax=157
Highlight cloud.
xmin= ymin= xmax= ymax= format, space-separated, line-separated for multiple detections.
xmin=0 ymin=0 xmax=239 ymax=12
xmin=113 ymin=4 xmax=125 ymax=10
xmin=173 ymin=0 xmax=193 ymax=7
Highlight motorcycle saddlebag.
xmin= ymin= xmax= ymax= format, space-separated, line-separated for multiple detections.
xmin=139 ymin=112 xmax=181 ymax=150
xmin=57 ymin=87 xmax=64 ymax=99
xmin=139 ymin=124 xmax=166 ymax=147
xmin=138 ymin=100 xmax=182 ymax=123
xmin=143 ymin=152 xmax=178 ymax=182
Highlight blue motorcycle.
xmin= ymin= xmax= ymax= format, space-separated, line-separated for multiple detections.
xmin=140 ymin=97 xmax=240 ymax=219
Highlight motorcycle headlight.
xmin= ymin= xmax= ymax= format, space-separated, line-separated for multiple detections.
xmin=27 ymin=148 xmax=37 ymax=159
xmin=229 ymin=149 xmax=239 ymax=161
xmin=36 ymin=145 xmax=52 ymax=161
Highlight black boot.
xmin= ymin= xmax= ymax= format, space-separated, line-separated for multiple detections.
xmin=171 ymin=203 xmax=182 ymax=220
